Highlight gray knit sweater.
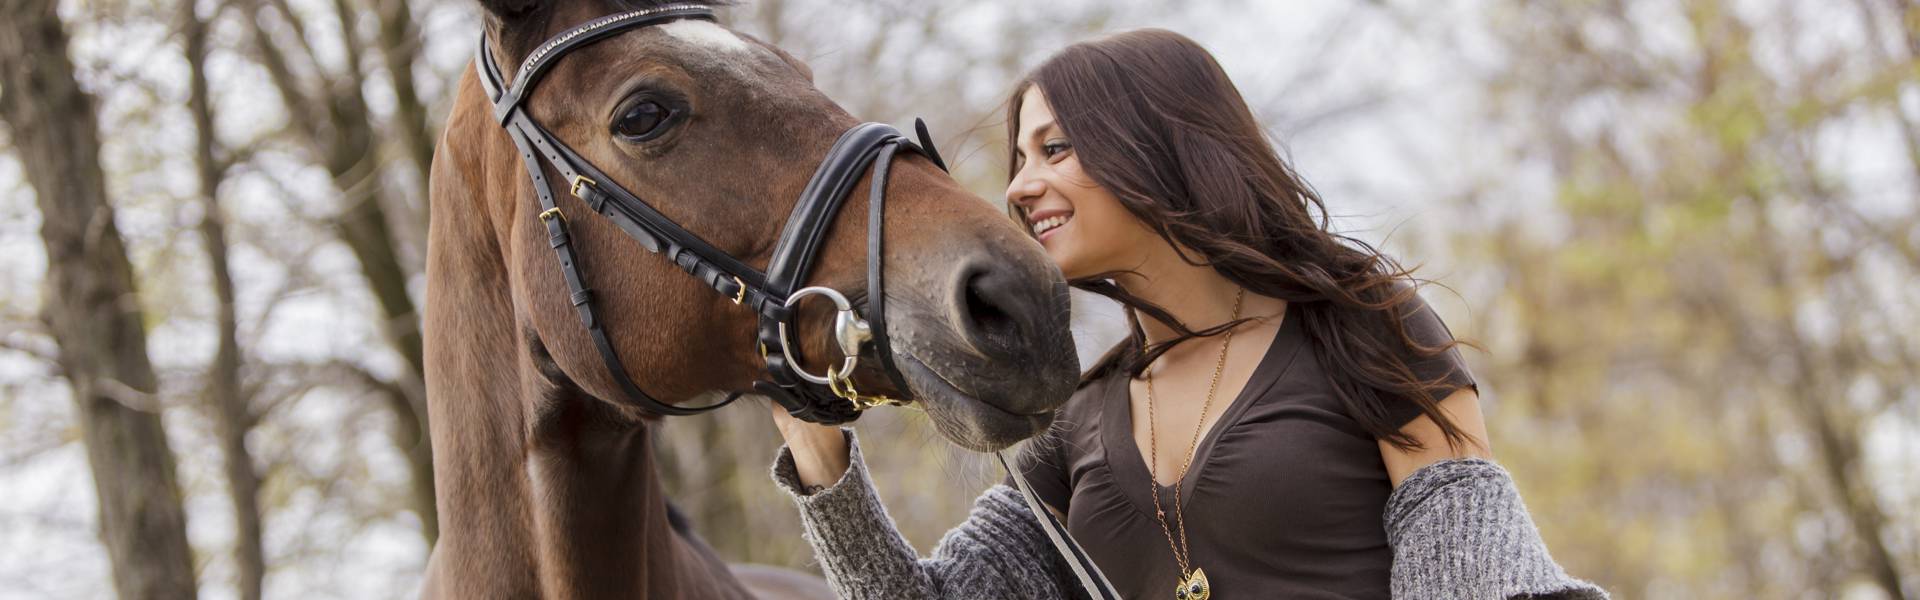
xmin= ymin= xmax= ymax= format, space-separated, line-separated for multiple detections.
xmin=772 ymin=431 xmax=1607 ymax=600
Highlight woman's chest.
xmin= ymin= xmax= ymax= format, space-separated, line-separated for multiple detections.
xmin=1055 ymin=402 xmax=1400 ymax=598
xmin=1067 ymin=404 xmax=1396 ymax=547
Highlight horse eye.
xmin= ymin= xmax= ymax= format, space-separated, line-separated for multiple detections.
xmin=613 ymin=100 xmax=672 ymax=141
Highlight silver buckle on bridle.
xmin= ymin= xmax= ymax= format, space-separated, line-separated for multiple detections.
xmin=777 ymin=286 xmax=867 ymax=385
xmin=776 ymin=286 xmax=904 ymax=409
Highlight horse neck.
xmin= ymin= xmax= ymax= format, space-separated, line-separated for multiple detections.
xmin=422 ymin=69 xmax=748 ymax=599
xmin=524 ymin=395 xmax=752 ymax=599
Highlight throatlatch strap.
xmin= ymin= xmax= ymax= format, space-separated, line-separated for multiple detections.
xmin=998 ymin=452 xmax=1121 ymax=600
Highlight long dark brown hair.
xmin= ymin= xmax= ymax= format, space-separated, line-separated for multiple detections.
xmin=1007 ymin=29 xmax=1471 ymax=451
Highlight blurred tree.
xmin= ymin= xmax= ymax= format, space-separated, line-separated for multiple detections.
xmin=373 ymin=0 xmax=438 ymax=214
xmin=0 ymin=0 xmax=200 ymax=597
xmin=235 ymin=0 xmax=439 ymax=544
xmin=10 ymin=0 xmax=1911 ymax=596
xmin=182 ymin=0 xmax=267 ymax=597
xmin=1437 ymin=0 xmax=1920 ymax=597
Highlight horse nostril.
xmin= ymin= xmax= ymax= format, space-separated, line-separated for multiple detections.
xmin=957 ymin=265 xmax=1022 ymax=353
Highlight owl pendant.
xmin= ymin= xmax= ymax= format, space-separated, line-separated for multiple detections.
xmin=1173 ymin=568 xmax=1210 ymax=600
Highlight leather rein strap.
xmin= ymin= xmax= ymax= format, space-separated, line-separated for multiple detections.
xmin=998 ymin=452 xmax=1123 ymax=599
xmin=473 ymin=4 xmax=945 ymax=422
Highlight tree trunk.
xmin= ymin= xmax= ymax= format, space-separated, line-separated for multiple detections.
xmin=373 ymin=0 xmax=436 ymax=215
xmin=183 ymin=2 xmax=266 ymax=598
xmin=0 ymin=1 xmax=200 ymax=598
xmin=240 ymin=0 xmax=437 ymax=544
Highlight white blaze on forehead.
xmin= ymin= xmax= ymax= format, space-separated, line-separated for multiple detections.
xmin=659 ymin=19 xmax=753 ymax=55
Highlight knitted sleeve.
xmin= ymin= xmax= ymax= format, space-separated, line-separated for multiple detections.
xmin=771 ymin=429 xmax=1077 ymax=600
xmin=1384 ymin=458 xmax=1609 ymax=600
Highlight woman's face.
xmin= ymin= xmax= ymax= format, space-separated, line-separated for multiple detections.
xmin=1007 ymin=87 xmax=1159 ymax=280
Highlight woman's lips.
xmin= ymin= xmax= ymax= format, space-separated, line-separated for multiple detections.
xmin=1029 ymin=210 xmax=1073 ymax=242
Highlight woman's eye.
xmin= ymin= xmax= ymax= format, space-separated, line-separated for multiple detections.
xmin=1042 ymin=140 xmax=1071 ymax=159
xmin=614 ymin=100 xmax=672 ymax=140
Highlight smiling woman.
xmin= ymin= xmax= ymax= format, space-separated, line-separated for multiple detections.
xmin=771 ymin=27 xmax=1608 ymax=600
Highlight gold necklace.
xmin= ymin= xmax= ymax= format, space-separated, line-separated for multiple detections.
xmin=1143 ymin=287 xmax=1243 ymax=600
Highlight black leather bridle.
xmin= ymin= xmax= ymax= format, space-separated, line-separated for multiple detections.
xmin=474 ymin=3 xmax=948 ymax=424
xmin=478 ymin=8 xmax=1125 ymax=596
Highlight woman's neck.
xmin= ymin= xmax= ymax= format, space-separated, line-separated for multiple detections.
xmin=1114 ymin=247 xmax=1284 ymax=346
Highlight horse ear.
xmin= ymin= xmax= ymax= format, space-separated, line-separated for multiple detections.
xmin=475 ymin=0 xmax=543 ymax=20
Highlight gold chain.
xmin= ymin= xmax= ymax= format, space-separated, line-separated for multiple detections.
xmin=1144 ymin=287 xmax=1243 ymax=578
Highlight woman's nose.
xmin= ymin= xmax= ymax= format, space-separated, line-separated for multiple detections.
xmin=1005 ymin=171 xmax=1045 ymax=207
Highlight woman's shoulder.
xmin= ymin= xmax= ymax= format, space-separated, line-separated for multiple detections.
xmin=1378 ymin=285 xmax=1478 ymax=428
xmin=1391 ymin=285 xmax=1464 ymax=345
xmin=1053 ymin=373 xmax=1118 ymax=436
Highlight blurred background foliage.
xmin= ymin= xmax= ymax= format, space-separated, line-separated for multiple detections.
xmin=0 ymin=0 xmax=1913 ymax=598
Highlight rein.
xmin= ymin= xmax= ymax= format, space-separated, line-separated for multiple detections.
xmin=473 ymin=3 xmax=947 ymax=424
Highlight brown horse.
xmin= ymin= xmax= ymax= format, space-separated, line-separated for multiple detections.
xmin=422 ymin=0 xmax=1079 ymax=597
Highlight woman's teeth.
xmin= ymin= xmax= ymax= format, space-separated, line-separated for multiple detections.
xmin=1032 ymin=214 xmax=1072 ymax=236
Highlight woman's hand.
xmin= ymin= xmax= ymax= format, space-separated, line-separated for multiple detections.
xmin=768 ymin=401 xmax=852 ymax=489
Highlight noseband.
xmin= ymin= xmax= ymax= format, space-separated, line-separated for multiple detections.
xmin=474 ymin=4 xmax=947 ymax=424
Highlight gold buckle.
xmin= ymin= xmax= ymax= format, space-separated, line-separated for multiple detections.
xmin=828 ymin=366 xmax=862 ymax=405
xmin=731 ymin=276 xmax=747 ymax=305
xmin=855 ymin=395 xmax=906 ymax=410
xmin=538 ymin=207 xmax=565 ymax=223
xmin=828 ymin=365 xmax=905 ymax=411
xmin=570 ymin=176 xmax=597 ymax=198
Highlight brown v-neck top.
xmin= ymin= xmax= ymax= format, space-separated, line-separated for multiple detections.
xmin=1016 ymin=297 xmax=1474 ymax=599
